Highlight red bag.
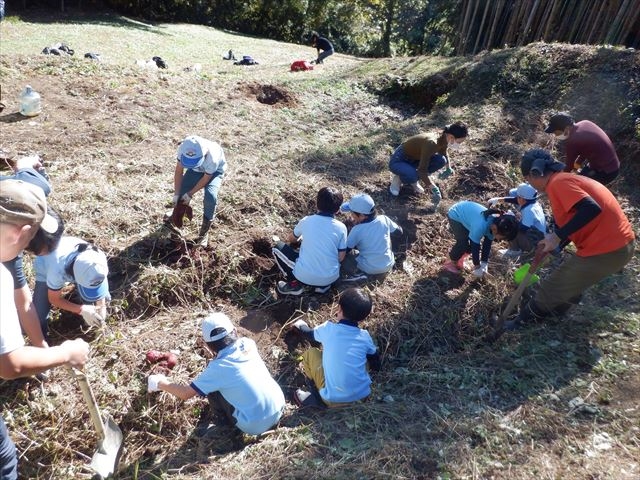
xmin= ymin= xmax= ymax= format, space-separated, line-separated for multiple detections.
xmin=290 ymin=60 xmax=314 ymax=72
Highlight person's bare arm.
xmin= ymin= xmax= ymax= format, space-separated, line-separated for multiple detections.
xmin=48 ymin=288 xmax=82 ymax=315
xmin=158 ymin=380 xmax=198 ymax=401
xmin=0 ymin=338 xmax=89 ymax=380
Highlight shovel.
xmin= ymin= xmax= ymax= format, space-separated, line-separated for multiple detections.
xmin=490 ymin=244 xmax=549 ymax=339
xmin=70 ymin=367 xmax=123 ymax=478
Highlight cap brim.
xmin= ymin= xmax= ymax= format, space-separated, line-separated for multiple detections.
xmin=340 ymin=202 xmax=352 ymax=213
xmin=180 ymin=155 xmax=203 ymax=168
xmin=77 ymin=278 xmax=109 ymax=302
xmin=40 ymin=214 xmax=58 ymax=234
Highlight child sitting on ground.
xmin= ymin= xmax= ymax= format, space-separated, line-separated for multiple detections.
xmin=148 ymin=312 xmax=285 ymax=436
xmin=443 ymin=200 xmax=519 ymax=277
xmin=340 ymin=193 xmax=402 ymax=281
xmin=291 ymin=287 xmax=381 ymax=407
xmin=487 ymin=182 xmax=547 ymax=259
xmin=272 ymin=186 xmax=347 ymax=295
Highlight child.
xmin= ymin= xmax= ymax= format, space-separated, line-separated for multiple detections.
xmin=272 ymin=186 xmax=347 ymax=295
xmin=148 ymin=312 xmax=285 ymax=436
xmin=33 ymin=235 xmax=110 ymax=337
xmin=340 ymin=193 xmax=402 ymax=281
xmin=310 ymin=31 xmax=334 ymax=64
xmin=443 ymin=200 xmax=519 ymax=277
xmin=389 ymin=122 xmax=468 ymax=204
xmin=171 ymin=135 xmax=227 ymax=247
xmin=291 ymin=287 xmax=381 ymax=407
xmin=487 ymin=182 xmax=547 ymax=258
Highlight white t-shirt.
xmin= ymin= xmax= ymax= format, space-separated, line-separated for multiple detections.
xmin=191 ymin=337 xmax=285 ymax=435
xmin=347 ymin=215 xmax=400 ymax=274
xmin=313 ymin=321 xmax=377 ymax=403
xmin=0 ymin=263 xmax=25 ymax=355
xmin=187 ymin=136 xmax=227 ymax=175
xmin=293 ymin=214 xmax=347 ymax=286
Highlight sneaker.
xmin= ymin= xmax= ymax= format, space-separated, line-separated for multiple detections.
xmin=293 ymin=388 xmax=325 ymax=408
xmin=277 ymin=280 xmax=305 ymax=296
xmin=455 ymin=253 xmax=470 ymax=270
xmin=499 ymin=248 xmax=522 ymax=259
xmin=411 ymin=182 xmax=425 ymax=194
xmin=442 ymin=260 xmax=460 ymax=274
xmin=389 ymin=175 xmax=401 ymax=196
xmin=341 ymin=272 xmax=368 ymax=283
xmin=313 ymin=285 xmax=331 ymax=294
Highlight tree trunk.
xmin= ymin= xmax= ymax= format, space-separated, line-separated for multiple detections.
xmin=520 ymin=0 xmax=541 ymax=45
xmin=472 ymin=0 xmax=492 ymax=53
xmin=486 ymin=0 xmax=506 ymax=51
xmin=381 ymin=0 xmax=396 ymax=57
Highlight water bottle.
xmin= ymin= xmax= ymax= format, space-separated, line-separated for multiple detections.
xmin=19 ymin=85 xmax=41 ymax=117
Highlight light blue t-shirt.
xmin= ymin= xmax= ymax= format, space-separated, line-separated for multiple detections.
xmin=313 ymin=321 xmax=377 ymax=403
xmin=186 ymin=136 xmax=227 ymax=175
xmin=33 ymin=236 xmax=111 ymax=300
xmin=520 ymin=202 xmax=546 ymax=234
xmin=191 ymin=337 xmax=285 ymax=435
xmin=347 ymin=215 xmax=400 ymax=274
xmin=293 ymin=213 xmax=347 ymax=286
xmin=447 ymin=201 xmax=494 ymax=244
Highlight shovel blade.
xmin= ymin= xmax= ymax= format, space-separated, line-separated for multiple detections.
xmin=90 ymin=414 xmax=123 ymax=478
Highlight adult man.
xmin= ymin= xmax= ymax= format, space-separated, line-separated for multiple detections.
xmin=545 ymin=112 xmax=620 ymax=185
xmin=506 ymin=149 xmax=635 ymax=330
xmin=1 ymin=180 xmax=89 ymax=479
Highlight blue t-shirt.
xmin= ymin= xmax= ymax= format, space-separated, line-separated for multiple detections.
xmin=293 ymin=213 xmax=347 ymax=286
xmin=313 ymin=321 xmax=377 ymax=403
xmin=33 ymin=236 xmax=111 ymax=301
xmin=347 ymin=215 xmax=399 ymax=274
xmin=447 ymin=201 xmax=494 ymax=244
xmin=520 ymin=202 xmax=546 ymax=234
xmin=190 ymin=337 xmax=285 ymax=435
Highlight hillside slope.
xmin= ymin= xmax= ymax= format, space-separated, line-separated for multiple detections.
xmin=0 ymin=12 xmax=639 ymax=480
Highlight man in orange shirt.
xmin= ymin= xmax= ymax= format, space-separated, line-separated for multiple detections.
xmin=505 ymin=148 xmax=635 ymax=330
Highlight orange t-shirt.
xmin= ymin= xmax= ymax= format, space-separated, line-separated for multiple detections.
xmin=546 ymin=173 xmax=635 ymax=256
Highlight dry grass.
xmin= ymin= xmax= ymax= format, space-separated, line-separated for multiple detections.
xmin=0 ymin=10 xmax=639 ymax=480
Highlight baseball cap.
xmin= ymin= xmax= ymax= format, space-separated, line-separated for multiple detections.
xmin=202 ymin=312 xmax=235 ymax=342
xmin=73 ymin=247 xmax=109 ymax=302
xmin=544 ymin=113 xmax=574 ymax=133
xmin=0 ymin=179 xmax=58 ymax=233
xmin=520 ymin=148 xmax=565 ymax=177
xmin=177 ymin=136 xmax=205 ymax=169
xmin=510 ymin=183 xmax=537 ymax=200
xmin=340 ymin=193 xmax=375 ymax=215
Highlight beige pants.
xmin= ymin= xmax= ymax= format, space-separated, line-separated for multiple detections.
xmin=301 ymin=348 xmax=352 ymax=407
xmin=534 ymin=241 xmax=634 ymax=314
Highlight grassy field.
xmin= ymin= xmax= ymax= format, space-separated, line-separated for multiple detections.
xmin=1 ymin=9 xmax=639 ymax=480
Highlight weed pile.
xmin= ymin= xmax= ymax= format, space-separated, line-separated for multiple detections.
xmin=0 ymin=15 xmax=639 ymax=480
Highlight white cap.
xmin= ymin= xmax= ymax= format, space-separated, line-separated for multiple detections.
xmin=177 ymin=136 xmax=205 ymax=169
xmin=201 ymin=312 xmax=234 ymax=342
xmin=340 ymin=193 xmax=375 ymax=215
xmin=515 ymin=183 xmax=538 ymax=200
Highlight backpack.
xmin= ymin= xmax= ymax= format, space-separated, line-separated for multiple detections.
xmin=290 ymin=60 xmax=314 ymax=72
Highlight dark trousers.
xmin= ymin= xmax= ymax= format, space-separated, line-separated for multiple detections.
xmin=579 ymin=166 xmax=619 ymax=186
xmin=207 ymin=391 xmax=237 ymax=427
xmin=0 ymin=416 xmax=18 ymax=480
xmin=448 ymin=218 xmax=471 ymax=261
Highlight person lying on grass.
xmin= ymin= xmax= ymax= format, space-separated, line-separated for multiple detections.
xmin=291 ymin=287 xmax=381 ymax=407
xmin=148 ymin=312 xmax=285 ymax=436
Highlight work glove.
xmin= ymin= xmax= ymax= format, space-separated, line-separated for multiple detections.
xmin=431 ymin=186 xmax=442 ymax=205
xmin=472 ymin=262 xmax=489 ymax=278
xmin=180 ymin=192 xmax=192 ymax=205
xmin=97 ymin=304 xmax=107 ymax=322
xmin=172 ymin=194 xmax=180 ymax=206
xmin=293 ymin=319 xmax=312 ymax=333
xmin=438 ymin=165 xmax=454 ymax=180
xmin=80 ymin=305 xmax=104 ymax=328
xmin=487 ymin=197 xmax=501 ymax=207
xmin=148 ymin=374 xmax=168 ymax=393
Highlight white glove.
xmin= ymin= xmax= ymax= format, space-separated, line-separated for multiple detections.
xmin=472 ymin=262 xmax=489 ymax=278
xmin=148 ymin=374 xmax=168 ymax=393
xmin=80 ymin=305 xmax=104 ymax=327
xmin=487 ymin=197 xmax=501 ymax=207
xmin=180 ymin=192 xmax=192 ymax=205
xmin=98 ymin=304 xmax=107 ymax=322
xmin=438 ymin=166 xmax=454 ymax=179
xmin=293 ymin=319 xmax=312 ymax=333
xmin=172 ymin=194 xmax=180 ymax=206
xmin=431 ymin=186 xmax=442 ymax=205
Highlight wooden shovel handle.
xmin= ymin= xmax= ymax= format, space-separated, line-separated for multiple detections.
xmin=69 ymin=367 xmax=107 ymax=440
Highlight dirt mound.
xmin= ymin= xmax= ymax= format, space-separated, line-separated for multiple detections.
xmin=241 ymin=82 xmax=298 ymax=107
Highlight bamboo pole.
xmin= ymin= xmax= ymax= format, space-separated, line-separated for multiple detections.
xmin=457 ymin=0 xmax=474 ymax=54
xmin=606 ymin=0 xmax=632 ymax=44
xmin=520 ymin=0 xmax=541 ymax=45
xmin=486 ymin=0 xmax=506 ymax=50
xmin=473 ymin=0 xmax=492 ymax=53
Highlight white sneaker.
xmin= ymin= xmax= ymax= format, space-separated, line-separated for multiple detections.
xmin=499 ymin=248 xmax=522 ymax=259
xmin=389 ymin=175 xmax=401 ymax=196
xmin=411 ymin=182 xmax=425 ymax=194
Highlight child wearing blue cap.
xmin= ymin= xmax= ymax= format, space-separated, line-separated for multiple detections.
xmin=340 ymin=193 xmax=402 ymax=282
xmin=171 ymin=135 xmax=227 ymax=247
xmin=33 ymin=236 xmax=111 ymax=337
xmin=487 ymin=182 xmax=547 ymax=258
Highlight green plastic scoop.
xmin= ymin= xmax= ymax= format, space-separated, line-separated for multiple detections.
xmin=513 ymin=263 xmax=540 ymax=285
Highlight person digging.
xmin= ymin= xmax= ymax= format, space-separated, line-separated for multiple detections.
xmin=171 ymin=135 xmax=227 ymax=247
